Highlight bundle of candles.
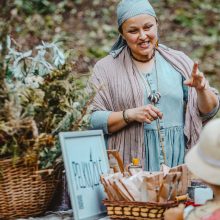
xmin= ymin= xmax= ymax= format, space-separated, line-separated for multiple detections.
xmin=101 ymin=164 xmax=188 ymax=203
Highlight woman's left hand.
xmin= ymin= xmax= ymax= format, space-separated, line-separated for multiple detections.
xmin=184 ymin=62 xmax=208 ymax=91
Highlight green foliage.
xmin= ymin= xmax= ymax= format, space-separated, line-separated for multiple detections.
xmin=87 ymin=47 xmax=108 ymax=59
xmin=0 ymin=37 xmax=94 ymax=168
xmin=5 ymin=39 xmax=65 ymax=82
xmin=14 ymin=0 xmax=57 ymax=15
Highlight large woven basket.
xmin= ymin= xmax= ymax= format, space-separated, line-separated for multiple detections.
xmin=0 ymin=158 xmax=61 ymax=219
xmin=103 ymin=199 xmax=178 ymax=220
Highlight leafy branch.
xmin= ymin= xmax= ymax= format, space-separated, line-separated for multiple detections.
xmin=0 ymin=37 xmax=94 ymax=169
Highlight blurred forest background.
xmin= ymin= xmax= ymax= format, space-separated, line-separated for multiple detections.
xmin=1 ymin=0 xmax=220 ymax=116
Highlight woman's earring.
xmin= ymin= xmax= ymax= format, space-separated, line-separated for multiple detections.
xmin=156 ymin=39 xmax=159 ymax=48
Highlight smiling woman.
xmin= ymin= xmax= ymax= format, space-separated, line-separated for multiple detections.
xmin=87 ymin=0 xmax=220 ymax=171
xmin=121 ymin=14 xmax=158 ymax=62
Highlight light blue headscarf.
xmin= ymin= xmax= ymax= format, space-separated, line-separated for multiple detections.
xmin=110 ymin=0 xmax=157 ymax=58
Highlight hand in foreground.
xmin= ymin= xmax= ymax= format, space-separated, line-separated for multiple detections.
xmin=184 ymin=62 xmax=208 ymax=91
xmin=126 ymin=104 xmax=163 ymax=124
xmin=164 ymin=204 xmax=185 ymax=220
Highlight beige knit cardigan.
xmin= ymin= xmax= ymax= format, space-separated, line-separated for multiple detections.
xmin=89 ymin=45 xmax=219 ymax=165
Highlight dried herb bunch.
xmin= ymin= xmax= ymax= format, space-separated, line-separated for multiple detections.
xmin=0 ymin=37 xmax=94 ymax=169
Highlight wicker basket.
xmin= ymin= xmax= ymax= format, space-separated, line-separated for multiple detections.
xmin=0 ymin=158 xmax=61 ymax=219
xmin=103 ymin=199 xmax=178 ymax=220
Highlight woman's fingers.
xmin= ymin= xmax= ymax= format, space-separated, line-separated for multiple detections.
xmin=144 ymin=112 xmax=155 ymax=124
xmin=129 ymin=105 xmax=163 ymax=123
xmin=150 ymin=105 xmax=163 ymax=119
xmin=146 ymin=109 xmax=158 ymax=119
xmin=184 ymin=61 xmax=208 ymax=90
xmin=183 ymin=79 xmax=192 ymax=86
xmin=145 ymin=118 xmax=152 ymax=124
xmin=192 ymin=61 xmax=199 ymax=77
xmin=144 ymin=105 xmax=163 ymax=123
xmin=184 ymin=62 xmax=199 ymax=86
xmin=200 ymin=77 xmax=206 ymax=88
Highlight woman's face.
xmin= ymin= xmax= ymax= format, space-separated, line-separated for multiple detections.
xmin=121 ymin=14 xmax=158 ymax=61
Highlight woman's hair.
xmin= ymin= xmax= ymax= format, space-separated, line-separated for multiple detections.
xmin=118 ymin=25 xmax=123 ymax=34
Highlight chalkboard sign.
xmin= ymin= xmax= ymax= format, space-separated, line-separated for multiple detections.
xmin=59 ymin=130 xmax=110 ymax=220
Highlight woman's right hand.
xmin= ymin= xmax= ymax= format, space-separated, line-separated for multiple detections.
xmin=126 ymin=104 xmax=163 ymax=124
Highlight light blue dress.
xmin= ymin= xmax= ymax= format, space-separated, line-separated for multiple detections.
xmin=141 ymin=52 xmax=187 ymax=171
xmin=90 ymin=52 xmax=218 ymax=171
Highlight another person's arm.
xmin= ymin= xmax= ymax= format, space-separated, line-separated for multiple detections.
xmin=164 ymin=204 xmax=184 ymax=220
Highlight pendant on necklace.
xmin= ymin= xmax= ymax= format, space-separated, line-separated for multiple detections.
xmin=148 ymin=91 xmax=161 ymax=104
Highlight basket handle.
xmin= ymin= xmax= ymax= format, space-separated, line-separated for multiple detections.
xmin=107 ymin=150 xmax=124 ymax=173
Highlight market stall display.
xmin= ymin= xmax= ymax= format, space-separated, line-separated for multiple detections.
xmin=101 ymin=151 xmax=189 ymax=219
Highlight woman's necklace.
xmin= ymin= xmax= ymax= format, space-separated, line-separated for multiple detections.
xmin=136 ymin=58 xmax=161 ymax=104
xmin=132 ymin=57 xmax=167 ymax=165
xmin=131 ymin=49 xmax=156 ymax=63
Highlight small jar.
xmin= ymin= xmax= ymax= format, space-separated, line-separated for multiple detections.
xmin=128 ymin=158 xmax=142 ymax=175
